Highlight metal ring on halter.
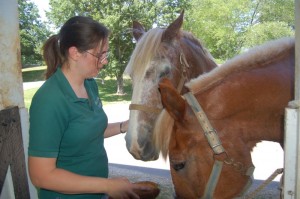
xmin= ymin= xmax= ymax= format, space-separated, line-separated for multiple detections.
xmin=224 ymin=157 xmax=235 ymax=165
xmin=233 ymin=162 xmax=244 ymax=172
xmin=213 ymin=151 xmax=229 ymax=162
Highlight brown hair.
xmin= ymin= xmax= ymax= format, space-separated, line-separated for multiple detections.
xmin=43 ymin=16 xmax=109 ymax=79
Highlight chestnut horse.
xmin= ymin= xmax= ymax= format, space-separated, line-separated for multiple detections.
xmin=124 ymin=11 xmax=217 ymax=160
xmin=157 ymin=37 xmax=295 ymax=198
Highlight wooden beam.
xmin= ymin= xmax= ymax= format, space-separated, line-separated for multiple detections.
xmin=0 ymin=106 xmax=30 ymax=199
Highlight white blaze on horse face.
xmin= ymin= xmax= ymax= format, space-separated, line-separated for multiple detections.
xmin=125 ymin=59 xmax=171 ymax=160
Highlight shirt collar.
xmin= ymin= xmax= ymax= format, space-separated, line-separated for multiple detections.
xmin=54 ymin=67 xmax=87 ymax=103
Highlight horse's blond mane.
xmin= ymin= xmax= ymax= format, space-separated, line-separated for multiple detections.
xmin=186 ymin=37 xmax=295 ymax=93
xmin=124 ymin=28 xmax=211 ymax=81
xmin=124 ymin=28 xmax=165 ymax=80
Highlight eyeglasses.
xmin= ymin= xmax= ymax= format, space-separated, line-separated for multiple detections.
xmin=84 ymin=50 xmax=110 ymax=65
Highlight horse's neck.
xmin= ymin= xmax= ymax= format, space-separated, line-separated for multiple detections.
xmin=196 ymin=58 xmax=292 ymax=149
xmin=180 ymin=51 xmax=217 ymax=94
xmin=181 ymin=37 xmax=218 ymax=79
xmin=198 ymin=56 xmax=217 ymax=73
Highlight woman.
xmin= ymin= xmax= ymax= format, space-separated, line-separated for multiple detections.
xmin=28 ymin=16 xmax=147 ymax=199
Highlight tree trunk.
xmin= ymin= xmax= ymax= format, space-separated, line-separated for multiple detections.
xmin=117 ymin=75 xmax=124 ymax=95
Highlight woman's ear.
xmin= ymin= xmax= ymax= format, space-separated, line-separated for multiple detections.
xmin=68 ymin=46 xmax=80 ymax=61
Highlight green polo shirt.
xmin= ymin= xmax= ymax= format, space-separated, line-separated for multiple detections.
xmin=28 ymin=67 xmax=108 ymax=199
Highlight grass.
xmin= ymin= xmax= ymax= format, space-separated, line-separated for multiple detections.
xmin=22 ymin=66 xmax=47 ymax=82
xmin=96 ymin=78 xmax=133 ymax=103
xmin=23 ymin=88 xmax=39 ymax=108
xmin=22 ymin=66 xmax=132 ymax=108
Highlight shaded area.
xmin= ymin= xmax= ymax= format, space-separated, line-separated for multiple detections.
xmin=22 ymin=67 xmax=46 ymax=82
xmin=96 ymin=78 xmax=133 ymax=102
xmin=108 ymin=163 xmax=281 ymax=199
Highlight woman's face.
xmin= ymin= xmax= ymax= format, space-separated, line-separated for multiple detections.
xmin=80 ymin=39 xmax=109 ymax=78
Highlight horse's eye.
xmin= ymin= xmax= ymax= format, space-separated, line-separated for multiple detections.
xmin=172 ymin=162 xmax=186 ymax=171
xmin=159 ymin=68 xmax=171 ymax=78
xmin=171 ymin=159 xmax=186 ymax=171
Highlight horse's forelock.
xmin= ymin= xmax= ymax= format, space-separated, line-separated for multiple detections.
xmin=125 ymin=28 xmax=165 ymax=81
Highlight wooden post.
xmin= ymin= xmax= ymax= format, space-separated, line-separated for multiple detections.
xmin=0 ymin=106 xmax=30 ymax=199
xmin=0 ymin=0 xmax=37 ymax=198
xmin=283 ymin=1 xmax=300 ymax=198
xmin=295 ymin=0 xmax=300 ymax=197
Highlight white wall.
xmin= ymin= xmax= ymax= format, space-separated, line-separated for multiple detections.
xmin=0 ymin=0 xmax=37 ymax=198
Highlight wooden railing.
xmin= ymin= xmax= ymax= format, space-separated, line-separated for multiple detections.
xmin=0 ymin=106 xmax=30 ymax=199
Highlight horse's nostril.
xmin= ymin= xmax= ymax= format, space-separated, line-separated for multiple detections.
xmin=172 ymin=162 xmax=186 ymax=171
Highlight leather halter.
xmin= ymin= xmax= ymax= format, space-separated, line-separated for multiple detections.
xmin=129 ymin=104 xmax=162 ymax=114
xmin=129 ymin=53 xmax=189 ymax=114
xmin=184 ymin=92 xmax=255 ymax=199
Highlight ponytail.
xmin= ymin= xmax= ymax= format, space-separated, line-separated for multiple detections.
xmin=42 ymin=16 xmax=109 ymax=79
xmin=43 ymin=34 xmax=62 ymax=79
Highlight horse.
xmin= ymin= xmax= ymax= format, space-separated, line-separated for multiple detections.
xmin=124 ymin=11 xmax=217 ymax=161
xmin=157 ymin=37 xmax=295 ymax=198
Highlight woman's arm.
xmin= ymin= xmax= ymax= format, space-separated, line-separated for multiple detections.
xmin=28 ymin=156 xmax=141 ymax=198
xmin=104 ymin=120 xmax=128 ymax=138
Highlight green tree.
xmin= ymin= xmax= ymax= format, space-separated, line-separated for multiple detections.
xmin=184 ymin=0 xmax=294 ymax=62
xmin=257 ymin=0 xmax=294 ymax=27
xmin=243 ymin=0 xmax=294 ymax=49
xmin=156 ymin=0 xmax=191 ymax=26
xmin=243 ymin=22 xmax=294 ymax=50
xmin=47 ymin=0 xmax=189 ymax=94
xmin=18 ymin=0 xmax=51 ymax=66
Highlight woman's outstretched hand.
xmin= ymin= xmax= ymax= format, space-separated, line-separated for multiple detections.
xmin=107 ymin=178 xmax=152 ymax=199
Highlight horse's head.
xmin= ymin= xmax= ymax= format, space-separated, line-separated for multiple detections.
xmin=125 ymin=11 xmax=217 ymax=160
xmin=156 ymin=38 xmax=294 ymax=198
xmin=158 ymin=78 xmax=254 ymax=199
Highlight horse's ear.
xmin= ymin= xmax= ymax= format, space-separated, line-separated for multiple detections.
xmin=162 ymin=10 xmax=184 ymax=42
xmin=159 ymin=78 xmax=186 ymax=121
xmin=132 ymin=21 xmax=145 ymax=41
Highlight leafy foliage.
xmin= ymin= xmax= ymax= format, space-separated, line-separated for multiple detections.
xmin=184 ymin=0 xmax=294 ymax=61
xmin=19 ymin=0 xmax=294 ymax=90
xmin=46 ymin=0 xmax=190 ymax=93
xmin=243 ymin=22 xmax=294 ymax=50
xmin=18 ymin=0 xmax=51 ymax=66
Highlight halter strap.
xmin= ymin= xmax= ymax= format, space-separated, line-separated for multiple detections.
xmin=201 ymin=160 xmax=223 ymax=199
xmin=129 ymin=104 xmax=162 ymax=114
xmin=184 ymin=92 xmax=225 ymax=154
xmin=184 ymin=92 xmax=255 ymax=198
